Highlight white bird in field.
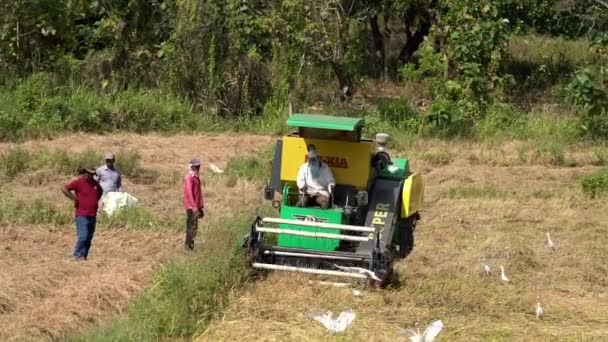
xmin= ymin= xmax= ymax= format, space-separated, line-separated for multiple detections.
xmin=209 ymin=163 xmax=224 ymax=174
xmin=408 ymin=320 xmax=444 ymax=342
xmin=546 ymin=232 xmax=555 ymax=252
xmin=500 ymin=265 xmax=510 ymax=282
xmin=481 ymin=261 xmax=492 ymax=275
xmin=536 ymin=298 xmax=544 ymax=319
xmin=334 ymin=265 xmax=382 ymax=282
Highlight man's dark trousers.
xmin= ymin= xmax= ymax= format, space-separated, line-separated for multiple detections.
xmin=185 ymin=209 xmax=198 ymax=250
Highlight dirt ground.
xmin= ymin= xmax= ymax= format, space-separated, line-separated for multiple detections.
xmin=0 ymin=133 xmax=271 ymax=341
xmin=198 ymin=141 xmax=608 ymax=341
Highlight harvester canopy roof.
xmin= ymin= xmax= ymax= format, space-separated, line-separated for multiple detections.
xmin=287 ymin=114 xmax=364 ymax=132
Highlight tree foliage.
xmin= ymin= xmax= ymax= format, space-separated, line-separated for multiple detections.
xmin=1 ymin=0 xmax=607 ymax=138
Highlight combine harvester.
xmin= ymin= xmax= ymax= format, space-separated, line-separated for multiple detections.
xmin=244 ymin=114 xmax=423 ymax=287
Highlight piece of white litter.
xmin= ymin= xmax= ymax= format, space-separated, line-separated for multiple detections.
xmin=101 ymin=191 xmax=138 ymax=216
xmin=209 ymin=163 xmax=224 ymax=174
xmin=352 ymin=289 xmax=364 ymax=297
xmin=311 ymin=309 xmax=356 ymax=333
xmin=408 ymin=320 xmax=444 ymax=342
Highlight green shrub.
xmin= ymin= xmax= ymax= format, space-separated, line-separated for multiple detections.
xmin=580 ymin=169 xmax=608 ymax=198
xmin=225 ymin=145 xmax=274 ymax=183
xmin=511 ymin=113 xmax=578 ymax=143
xmin=476 ymin=103 xmax=525 ymax=139
xmin=567 ymin=69 xmax=608 ymax=140
xmin=112 ymin=90 xmax=199 ymax=133
xmin=0 ymin=147 xmax=32 ymax=179
xmin=423 ymin=98 xmax=475 ymax=138
xmin=376 ymin=98 xmax=421 ymax=133
xmin=362 ymin=112 xmax=395 ymax=136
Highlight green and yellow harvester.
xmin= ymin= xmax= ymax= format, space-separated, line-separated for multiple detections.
xmin=244 ymin=114 xmax=424 ymax=287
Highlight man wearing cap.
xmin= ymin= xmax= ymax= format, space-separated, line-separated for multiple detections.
xmin=296 ymin=144 xmax=336 ymax=209
xmin=183 ymin=158 xmax=205 ymax=250
xmin=61 ymin=166 xmax=103 ymax=261
xmin=96 ymin=152 xmax=122 ymax=204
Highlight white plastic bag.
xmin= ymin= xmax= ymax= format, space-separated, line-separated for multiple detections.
xmin=311 ymin=309 xmax=356 ymax=333
xmin=102 ymin=192 xmax=138 ymax=216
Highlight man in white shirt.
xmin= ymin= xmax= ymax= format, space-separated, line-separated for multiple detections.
xmin=296 ymin=145 xmax=336 ymax=209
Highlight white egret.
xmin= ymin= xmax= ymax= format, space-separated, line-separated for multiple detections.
xmin=500 ymin=265 xmax=510 ymax=282
xmin=536 ymin=297 xmax=544 ymax=319
xmin=546 ymin=232 xmax=555 ymax=252
xmin=481 ymin=261 xmax=492 ymax=275
xmin=209 ymin=163 xmax=224 ymax=174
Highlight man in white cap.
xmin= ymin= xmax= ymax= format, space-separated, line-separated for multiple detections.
xmin=296 ymin=144 xmax=336 ymax=209
xmin=96 ymin=152 xmax=122 ymax=203
xmin=183 ymin=158 xmax=205 ymax=250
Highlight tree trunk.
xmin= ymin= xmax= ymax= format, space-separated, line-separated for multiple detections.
xmin=398 ymin=8 xmax=431 ymax=65
xmin=369 ymin=15 xmax=386 ymax=79
xmin=330 ymin=61 xmax=355 ymax=102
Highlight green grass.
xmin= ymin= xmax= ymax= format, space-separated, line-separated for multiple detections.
xmin=475 ymin=104 xmax=579 ymax=144
xmin=0 ymin=73 xmax=219 ymax=140
xmin=580 ymin=169 xmax=608 ymax=198
xmin=0 ymin=147 xmax=158 ymax=183
xmin=0 ymin=193 xmax=181 ymax=231
xmin=444 ymin=186 xmax=509 ymax=199
xmin=224 ymin=145 xmax=275 ymax=183
xmin=0 ymin=194 xmax=73 ymax=226
xmin=68 ymin=214 xmax=253 ymax=341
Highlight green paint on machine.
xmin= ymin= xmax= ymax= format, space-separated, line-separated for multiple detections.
xmin=277 ymin=206 xmax=344 ymax=251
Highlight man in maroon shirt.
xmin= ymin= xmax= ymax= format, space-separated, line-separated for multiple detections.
xmin=61 ymin=166 xmax=103 ymax=261
xmin=183 ymin=158 xmax=205 ymax=250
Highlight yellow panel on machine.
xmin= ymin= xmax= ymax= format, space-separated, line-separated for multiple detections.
xmin=401 ymin=172 xmax=424 ymax=218
xmin=280 ymin=136 xmax=373 ymax=190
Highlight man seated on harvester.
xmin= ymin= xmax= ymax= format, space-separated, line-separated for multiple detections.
xmin=296 ymin=144 xmax=336 ymax=209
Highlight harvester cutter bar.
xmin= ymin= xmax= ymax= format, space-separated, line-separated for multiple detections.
xmin=263 ymin=250 xmax=365 ymax=261
xmin=252 ymin=262 xmax=368 ymax=279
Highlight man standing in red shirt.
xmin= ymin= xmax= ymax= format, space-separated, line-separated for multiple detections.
xmin=61 ymin=166 xmax=103 ymax=261
xmin=184 ymin=158 xmax=205 ymax=250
